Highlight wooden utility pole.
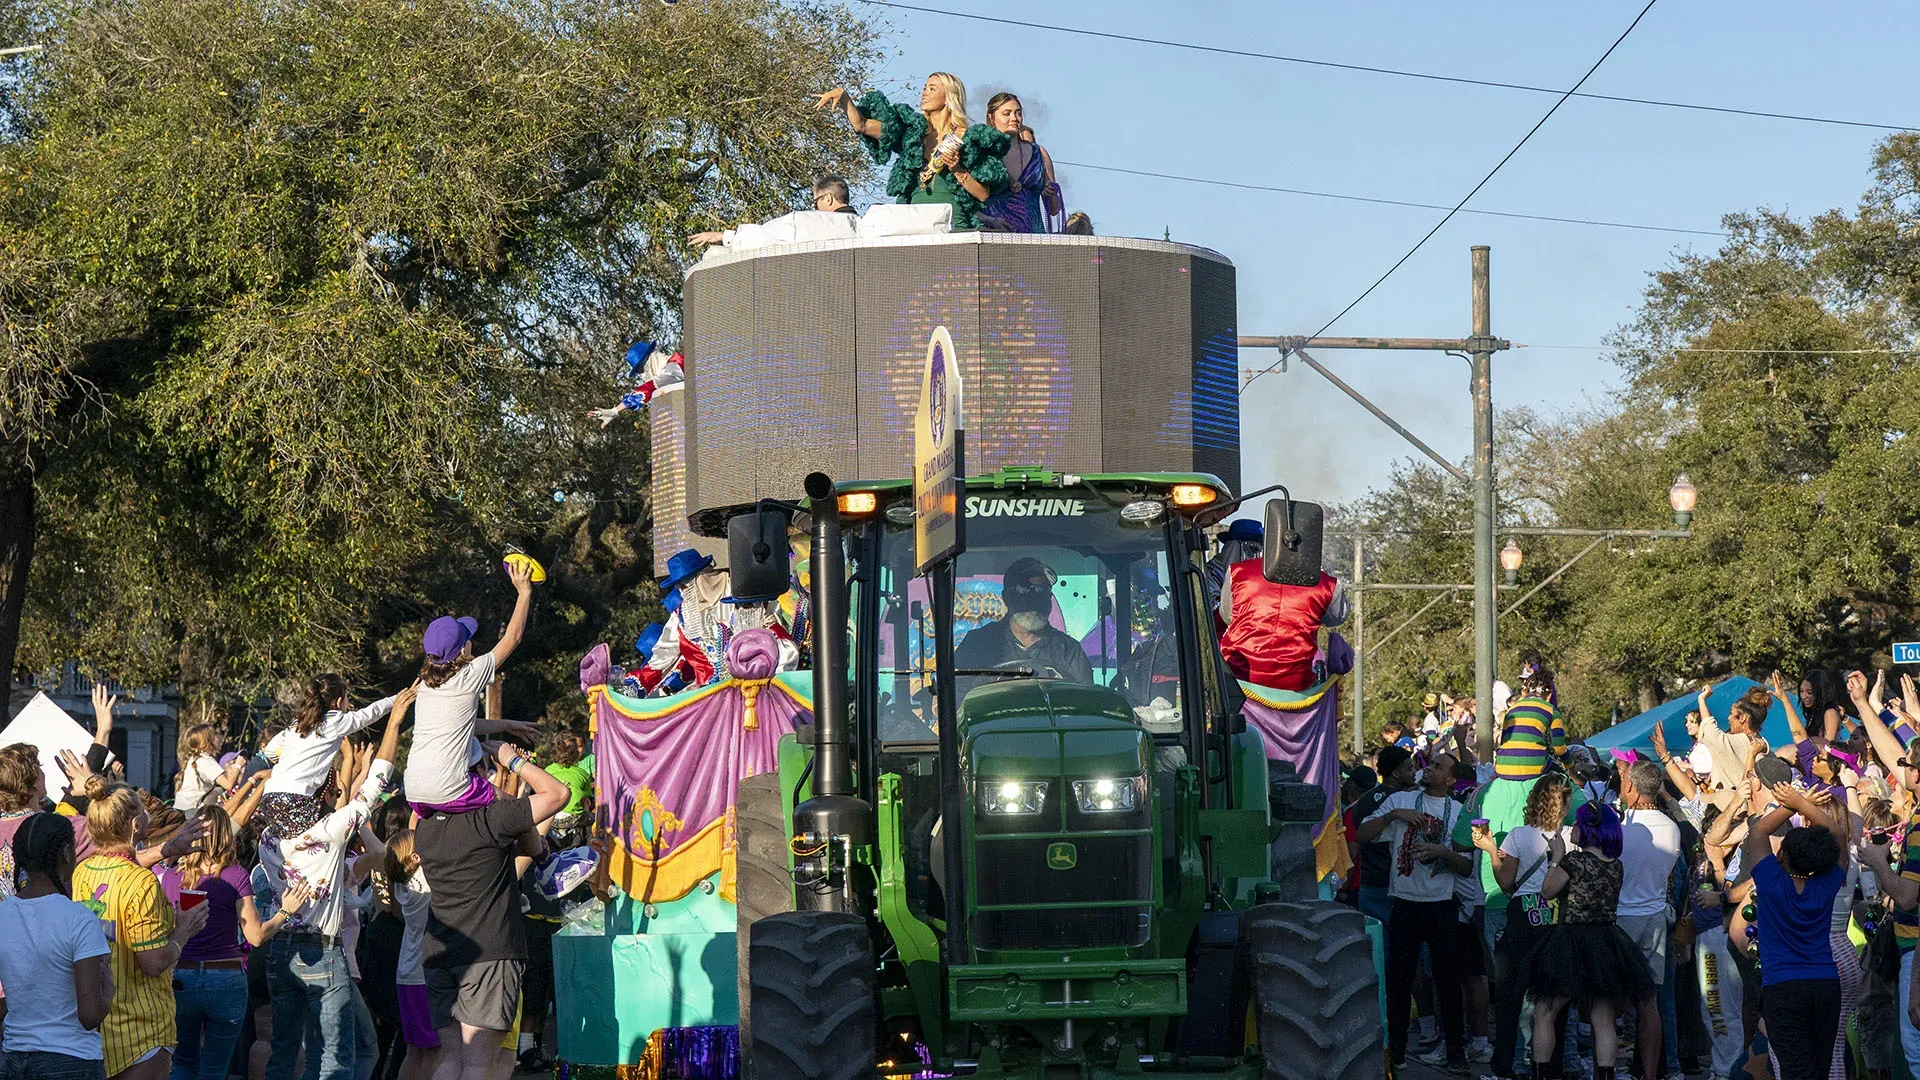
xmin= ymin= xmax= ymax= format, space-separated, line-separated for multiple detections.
xmin=1468 ymin=246 xmax=1498 ymax=763
xmin=1240 ymin=246 xmax=1511 ymax=759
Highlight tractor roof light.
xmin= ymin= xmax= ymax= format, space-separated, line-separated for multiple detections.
xmin=1169 ymin=484 xmax=1217 ymax=508
xmin=1119 ymin=500 xmax=1166 ymax=524
xmin=837 ymin=491 xmax=878 ymax=516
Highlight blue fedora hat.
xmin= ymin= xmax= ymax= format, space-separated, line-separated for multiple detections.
xmin=634 ymin=622 xmax=665 ymax=658
xmin=656 ymin=548 xmax=714 ymax=593
xmin=624 ymin=340 xmax=657 ymax=377
xmin=1222 ymin=519 xmax=1265 ymax=544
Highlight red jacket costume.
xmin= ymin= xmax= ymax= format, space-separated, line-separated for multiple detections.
xmin=1219 ymin=561 xmax=1338 ymax=691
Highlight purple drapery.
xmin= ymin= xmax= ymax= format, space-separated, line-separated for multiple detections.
xmin=582 ymin=629 xmax=811 ymax=902
xmin=1237 ymin=662 xmax=1350 ymax=881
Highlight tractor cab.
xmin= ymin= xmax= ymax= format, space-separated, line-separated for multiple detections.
xmin=854 ymin=470 xmax=1241 ymax=962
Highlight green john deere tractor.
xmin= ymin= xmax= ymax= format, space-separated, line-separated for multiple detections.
xmin=711 ymin=467 xmax=1380 ymax=1080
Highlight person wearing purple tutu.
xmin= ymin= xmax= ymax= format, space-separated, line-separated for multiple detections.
xmin=1523 ymin=801 xmax=1655 ymax=1080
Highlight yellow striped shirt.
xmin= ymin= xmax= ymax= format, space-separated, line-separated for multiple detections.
xmin=73 ymin=855 xmax=176 ymax=1076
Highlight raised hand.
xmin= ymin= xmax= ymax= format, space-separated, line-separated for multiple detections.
xmin=1651 ymin=721 xmax=1668 ymax=757
xmin=495 ymin=719 xmax=539 ymax=743
xmin=160 ymin=816 xmax=208 ymax=861
xmin=57 ymin=749 xmax=98 ymax=791
xmin=813 ymin=87 xmax=848 ymax=110
xmin=90 ymin=683 xmax=118 ymax=733
xmin=506 ymin=557 xmax=536 ymax=594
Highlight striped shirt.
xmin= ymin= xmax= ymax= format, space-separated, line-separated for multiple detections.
xmin=1493 ymin=695 xmax=1566 ymax=780
xmin=1893 ymin=806 xmax=1920 ymax=953
xmin=72 ymin=854 xmax=176 ymax=1076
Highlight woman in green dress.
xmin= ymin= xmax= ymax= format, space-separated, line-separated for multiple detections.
xmin=816 ymin=73 xmax=1010 ymax=230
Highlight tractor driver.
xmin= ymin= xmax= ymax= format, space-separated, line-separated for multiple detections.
xmin=953 ymin=557 xmax=1095 ymax=684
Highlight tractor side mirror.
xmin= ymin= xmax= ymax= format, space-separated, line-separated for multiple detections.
xmin=1262 ymin=498 xmax=1324 ymax=587
xmin=728 ymin=505 xmax=793 ymax=603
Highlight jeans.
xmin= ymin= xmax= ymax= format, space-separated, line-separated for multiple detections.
xmin=266 ymin=939 xmax=378 ymax=1080
xmin=1357 ymin=885 xmax=1390 ymax=927
xmin=1901 ymin=950 xmax=1920 ymax=1069
xmin=1761 ymin=978 xmax=1841 ymax=1080
xmin=1489 ymin=907 xmax=1543 ymax=1078
xmin=173 ymin=968 xmax=250 ymax=1080
xmin=1385 ymin=897 xmax=1466 ymax=1064
xmin=1659 ymin=944 xmax=1680 ymax=1076
xmin=1 ymin=1052 xmax=106 ymax=1080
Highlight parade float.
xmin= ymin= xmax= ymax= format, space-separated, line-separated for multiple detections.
xmin=554 ymin=230 xmax=1378 ymax=1080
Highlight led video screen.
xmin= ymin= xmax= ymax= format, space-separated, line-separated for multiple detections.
xmin=678 ymin=234 xmax=1238 ymax=522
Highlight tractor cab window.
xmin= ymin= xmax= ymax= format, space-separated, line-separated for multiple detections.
xmin=872 ymin=492 xmax=1184 ymax=745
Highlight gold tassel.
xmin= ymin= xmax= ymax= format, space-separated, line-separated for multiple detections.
xmin=737 ymin=679 xmax=771 ymax=730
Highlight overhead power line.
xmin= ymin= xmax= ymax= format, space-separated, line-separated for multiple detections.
xmin=1053 ymin=159 xmax=1727 ymax=238
xmin=1241 ymin=0 xmax=1662 ymax=394
xmin=1518 ymin=343 xmax=1920 ymax=354
xmin=858 ymin=0 xmax=1916 ymax=133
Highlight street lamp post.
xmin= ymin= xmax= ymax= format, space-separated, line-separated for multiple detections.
xmin=1669 ymin=474 xmax=1697 ymax=529
xmin=1500 ymin=539 xmax=1523 ymax=586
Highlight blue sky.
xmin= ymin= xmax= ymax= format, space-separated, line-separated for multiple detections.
xmin=860 ymin=0 xmax=1915 ymax=506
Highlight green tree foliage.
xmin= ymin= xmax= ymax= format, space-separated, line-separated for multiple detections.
xmin=0 ymin=0 xmax=877 ymax=725
xmin=1346 ymin=139 xmax=1920 ymax=739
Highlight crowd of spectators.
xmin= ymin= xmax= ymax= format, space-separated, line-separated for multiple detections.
xmin=1341 ymin=662 xmax=1919 ymax=1080
xmin=0 ymin=564 xmax=604 ymax=1080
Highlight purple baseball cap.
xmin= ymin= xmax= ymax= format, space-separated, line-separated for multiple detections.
xmin=423 ymin=616 xmax=480 ymax=663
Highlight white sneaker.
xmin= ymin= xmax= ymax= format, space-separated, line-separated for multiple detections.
xmin=1412 ymin=1046 xmax=1454 ymax=1068
xmin=1467 ymin=1041 xmax=1493 ymax=1064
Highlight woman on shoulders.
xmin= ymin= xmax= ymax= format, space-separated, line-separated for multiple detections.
xmin=816 ymin=73 xmax=1009 ymax=230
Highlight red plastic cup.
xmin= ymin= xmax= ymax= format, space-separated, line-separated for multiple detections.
xmin=180 ymin=889 xmax=208 ymax=911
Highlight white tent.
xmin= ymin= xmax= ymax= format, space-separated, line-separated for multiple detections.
xmin=0 ymin=691 xmax=99 ymax=802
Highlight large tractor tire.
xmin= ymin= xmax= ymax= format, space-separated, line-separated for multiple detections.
xmin=745 ymin=911 xmax=877 ymax=1080
xmin=1241 ymin=900 xmax=1381 ymax=1080
xmin=735 ymin=772 xmax=794 ymax=1079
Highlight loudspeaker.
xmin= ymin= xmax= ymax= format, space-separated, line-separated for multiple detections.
xmin=1262 ymin=498 xmax=1324 ymax=587
xmin=728 ymin=507 xmax=792 ymax=603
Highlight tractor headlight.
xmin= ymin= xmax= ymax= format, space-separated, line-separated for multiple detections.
xmin=1072 ymin=776 xmax=1144 ymax=813
xmin=979 ymin=780 xmax=1048 ymax=816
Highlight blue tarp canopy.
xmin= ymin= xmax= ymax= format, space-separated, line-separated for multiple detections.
xmin=1583 ymin=676 xmax=1799 ymax=754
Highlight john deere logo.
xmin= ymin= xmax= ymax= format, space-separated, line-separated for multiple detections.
xmin=1046 ymin=842 xmax=1077 ymax=870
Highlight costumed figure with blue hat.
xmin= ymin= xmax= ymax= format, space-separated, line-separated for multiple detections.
xmin=641 ymin=548 xmax=726 ymax=688
xmin=640 ymin=549 xmax=802 ymax=691
xmin=1215 ymin=519 xmax=1350 ymax=692
xmin=587 ymin=341 xmax=686 ymax=429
